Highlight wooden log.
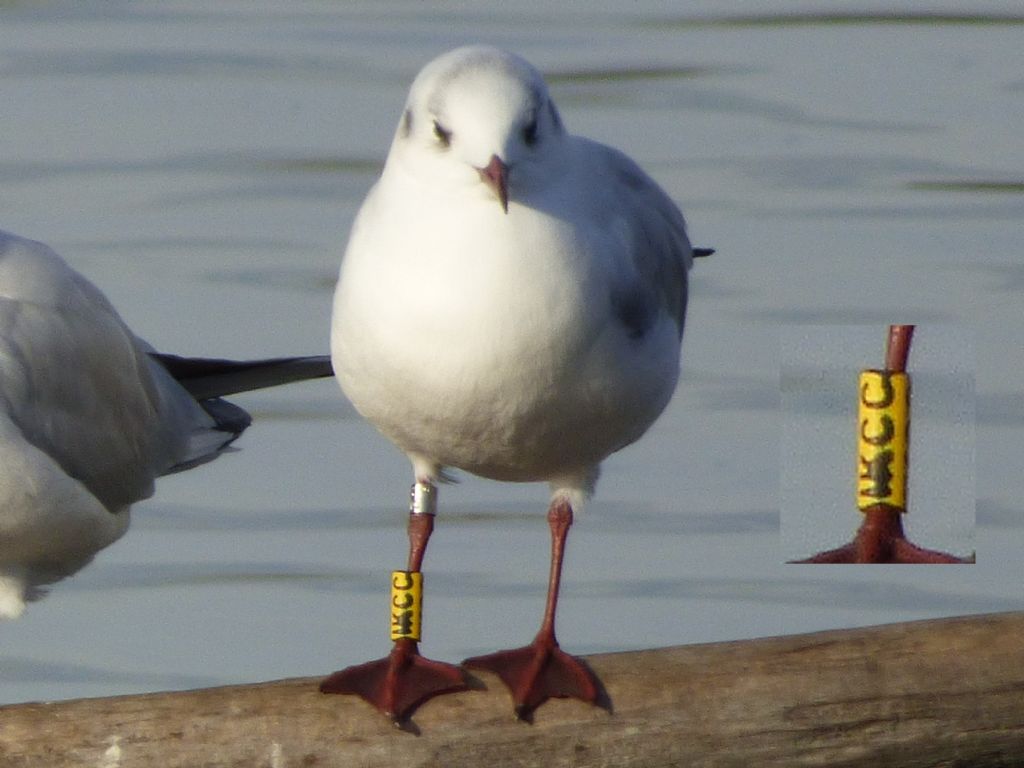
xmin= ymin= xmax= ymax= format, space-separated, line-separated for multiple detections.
xmin=2 ymin=612 xmax=1024 ymax=767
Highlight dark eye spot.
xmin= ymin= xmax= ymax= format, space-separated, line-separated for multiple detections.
xmin=523 ymin=118 xmax=539 ymax=147
xmin=432 ymin=120 xmax=452 ymax=148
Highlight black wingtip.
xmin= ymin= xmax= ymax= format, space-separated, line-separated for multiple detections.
xmin=693 ymin=247 xmax=715 ymax=258
xmin=151 ymin=353 xmax=334 ymax=400
xmin=198 ymin=397 xmax=253 ymax=436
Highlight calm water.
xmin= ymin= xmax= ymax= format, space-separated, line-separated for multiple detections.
xmin=1 ymin=1 xmax=1022 ymax=704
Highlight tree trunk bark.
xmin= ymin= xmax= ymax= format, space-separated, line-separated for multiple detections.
xmin=2 ymin=612 xmax=1023 ymax=767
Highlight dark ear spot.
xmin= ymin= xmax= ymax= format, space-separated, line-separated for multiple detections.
xmin=523 ymin=116 xmax=539 ymax=146
xmin=401 ymin=109 xmax=413 ymax=139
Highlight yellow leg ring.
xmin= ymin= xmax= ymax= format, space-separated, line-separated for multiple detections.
xmin=390 ymin=570 xmax=423 ymax=641
xmin=856 ymin=370 xmax=909 ymax=511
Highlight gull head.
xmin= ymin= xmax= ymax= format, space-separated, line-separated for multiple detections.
xmin=389 ymin=45 xmax=566 ymax=213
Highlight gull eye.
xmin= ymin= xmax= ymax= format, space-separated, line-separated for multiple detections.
xmin=522 ymin=118 xmax=539 ymax=147
xmin=432 ymin=120 xmax=452 ymax=148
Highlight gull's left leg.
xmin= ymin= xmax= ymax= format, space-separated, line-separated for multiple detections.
xmin=320 ymin=480 xmax=469 ymax=724
xmin=463 ymin=495 xmax=604 ymax=721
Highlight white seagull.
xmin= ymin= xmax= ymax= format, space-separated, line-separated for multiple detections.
xmin=323 ymin=45 xmax=711 ymax=723
xmin=0 ymin=230 xmax=332 ymax=619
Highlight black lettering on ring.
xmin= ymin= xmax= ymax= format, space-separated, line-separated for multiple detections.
xmin=861 ymin=373 xmax=894 ymax=408
xmin=392 ymin=571 xmax=414 ymax=590
xmin=861 ymin=414 xmax=894 ymax=446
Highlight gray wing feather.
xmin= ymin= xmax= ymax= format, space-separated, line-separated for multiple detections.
xmin=584 ymin=140 xmax=693 ymax=334
xmin=1 ymin=235 xmax=173 ymax=510
xmin=0 ymin=233 xmax=334 ymax=512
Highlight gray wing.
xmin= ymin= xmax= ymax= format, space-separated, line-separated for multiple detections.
xmin=578 ymin=138 xmax=694 ymax=335
xmin=0 ymin=233 xmax=213 ymax=511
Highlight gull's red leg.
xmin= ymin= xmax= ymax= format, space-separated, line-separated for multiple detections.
xmin=464 ymin=497 xmax=604 ymax=721
xmin=794 ymin=505 xmax=971 ymax=563
xmin=860 ymin=506 xmax=972 ymax=563
xmin=320 ymin=481 xmax=468 ymax=724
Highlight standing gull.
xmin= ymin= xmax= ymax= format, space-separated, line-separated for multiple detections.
xmin=0 ymin=230 xmax=333 ymax=619
xmin=324 ymin=45 xmax=711 ymax=723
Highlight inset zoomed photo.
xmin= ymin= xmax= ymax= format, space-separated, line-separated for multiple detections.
xmin=781 ymin=325 xmax=975 ymax=564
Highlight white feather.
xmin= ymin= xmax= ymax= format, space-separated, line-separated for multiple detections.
xmin=331 ymin=46 xmax=695 ymax=505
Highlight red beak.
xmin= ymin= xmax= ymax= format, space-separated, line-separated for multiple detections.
xmin=477 ymin=154 xmax=509 ymax=213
